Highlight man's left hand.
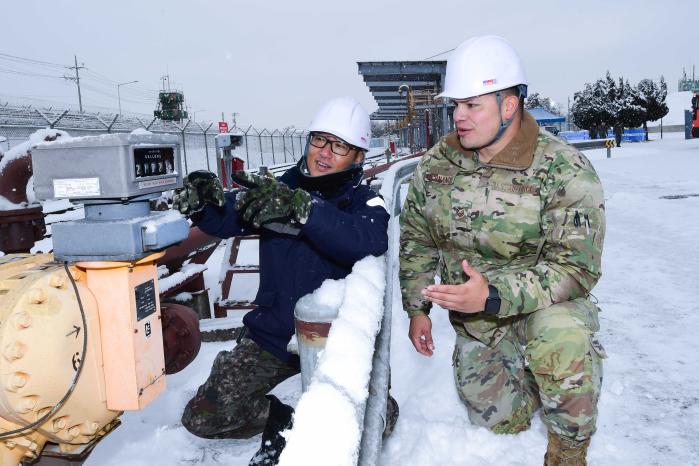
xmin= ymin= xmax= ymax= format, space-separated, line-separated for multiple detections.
xmin=421 ymin=260 xmax=489 ymax=314
xmin=234 ymin=173 xmax=312 ymax=228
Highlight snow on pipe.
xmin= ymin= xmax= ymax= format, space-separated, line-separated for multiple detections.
xmin=281 ymin=158 xmax=420 ymax=466
xmin=281 ymin=256 xmax=386 ymax=466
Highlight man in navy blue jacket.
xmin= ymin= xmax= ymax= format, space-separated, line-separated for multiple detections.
xmin=175 ymin=98 xmax=391 ymax=451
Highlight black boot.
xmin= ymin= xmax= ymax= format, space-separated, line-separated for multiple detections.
xmin=249 ymin=395 xmax=294 ymax=466
xmin=382 ymin=394 xmax=400 ymax=439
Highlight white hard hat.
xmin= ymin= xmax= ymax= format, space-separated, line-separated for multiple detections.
xmin=308 ymin=97 xmax=371 ymax=151
xmin=437 ymin=35 xmax=528 ymax=100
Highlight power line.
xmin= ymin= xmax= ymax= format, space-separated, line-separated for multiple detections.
xmin=79 ymin=73 xmax=156 ymax=100
xmin=80 ymin=82 xmax=154 ymax=105
xmin=0 ymin=66 xmax=64 ymax=80
xmin=422 ymin=47 xmax=455 ymax=60
xmin=0 ymin=52 xmax=206 ymax=118
xmin=0 ymin=52 xmax=66 ymax=69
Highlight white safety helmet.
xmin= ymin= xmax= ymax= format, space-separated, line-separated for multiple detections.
xmin=437 ymin=35 xmax=528 ymax=100
xmin=308 ymin=97 xmax=371 ymax=151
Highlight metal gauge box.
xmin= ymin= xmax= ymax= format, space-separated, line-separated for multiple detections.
xmin=31 ymin=133 xmax=182 ymax=201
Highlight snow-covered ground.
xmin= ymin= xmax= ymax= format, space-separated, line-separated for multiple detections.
xmin=84 ymin=132 xmax=699 ymax=466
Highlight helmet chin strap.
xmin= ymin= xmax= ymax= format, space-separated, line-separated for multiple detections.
xmin=480 ymin=90 xmax=517 ymax=150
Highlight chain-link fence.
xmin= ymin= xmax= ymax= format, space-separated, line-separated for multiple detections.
xmin=0 ymin=103 xmax=308 ymax=172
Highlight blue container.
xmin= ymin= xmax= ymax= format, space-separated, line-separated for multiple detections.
xmin=559 ymin=130 xmax=589 ymax=142
xmin=605 ymin=128 xmax=645 ymax=142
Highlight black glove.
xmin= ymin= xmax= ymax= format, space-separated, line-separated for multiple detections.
xmin=233 ymin=171 xmax=312 ymax=228
xmin=172 ymin=170 xmax=225 ymax=216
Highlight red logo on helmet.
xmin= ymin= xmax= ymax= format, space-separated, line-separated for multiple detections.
xmin=483 ymin=79 xmax=497 ymax=86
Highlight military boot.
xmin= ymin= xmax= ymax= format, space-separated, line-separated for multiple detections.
xmin=382 ymin=394 xmax=400 ymax=439
xmin=544 ymin=431 xmax=590 ymax=466
xmin=249 ymin=395 xmax=294 ymax=466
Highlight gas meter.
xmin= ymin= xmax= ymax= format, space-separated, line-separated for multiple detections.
xmin=0 ymin=133 xmax=190 ymax=464
xmin=31 ymin=132 xmax=189 ymax=261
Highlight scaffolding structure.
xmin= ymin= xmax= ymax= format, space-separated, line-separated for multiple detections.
xmin=357 ymin=61 xmax=453 ymax=150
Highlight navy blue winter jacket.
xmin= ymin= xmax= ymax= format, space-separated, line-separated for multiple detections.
xmin=191 ymin=166 xmax=389 ymax=366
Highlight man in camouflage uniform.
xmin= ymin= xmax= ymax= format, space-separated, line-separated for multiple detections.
xmin=399 ymin=36 xmax=606 ymax=466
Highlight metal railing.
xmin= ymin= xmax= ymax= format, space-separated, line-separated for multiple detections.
xmin=358 ymin=158 xmax=420 ymax=466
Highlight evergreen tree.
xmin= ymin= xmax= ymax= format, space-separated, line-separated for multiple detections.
xmin=635 ymin=77 xmax=669 ymax=140
xmin=371 ymin=121 xmax=391 ymax=138
xmin=571 ymin=84 xmax=597 ymax=130
xmin=525 ymin=92 xmax=560 ymax=115
xmin=611 ymin=77 xmax=645 ymax=145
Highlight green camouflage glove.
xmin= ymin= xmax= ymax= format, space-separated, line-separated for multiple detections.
xmin=233 ymin=173 xmax=312 ymax=228
xmin=172 ymin=170 xmax=225 ymax=216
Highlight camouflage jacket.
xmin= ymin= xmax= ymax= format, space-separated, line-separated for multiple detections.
xmin=399 ymin=111 xmax=605 ymax=346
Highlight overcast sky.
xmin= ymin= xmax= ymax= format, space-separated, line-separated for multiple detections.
xmin=1 ymin=0 xmax=695 ymax=129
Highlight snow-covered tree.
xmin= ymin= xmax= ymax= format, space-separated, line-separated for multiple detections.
xmin=610 ymin=77 xmax=644 ymax=145
xmin=635 ymin=77 xmax=669 ymax=140
xmin=571 ymin=77 xmax=611 ymax=138
xmin=525 ymin=92 xmax=560 ymax=115
xmin=371 ymin=121 xmax=391 ymax=137
xmin=571 ymin=71 xmax=645 ymax=145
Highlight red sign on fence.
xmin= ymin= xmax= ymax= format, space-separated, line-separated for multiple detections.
xmin=218 ymin=121 xmax=229 ymax=133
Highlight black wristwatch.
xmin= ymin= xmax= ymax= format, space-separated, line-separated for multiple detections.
xmin=483 ymin=285 xmax=501 ymax=316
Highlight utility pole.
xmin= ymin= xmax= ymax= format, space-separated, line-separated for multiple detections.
xmin=64 ymin=55 xmax=86 ymax=112
xmin=231 ymin=112 xmax=239 ymax=128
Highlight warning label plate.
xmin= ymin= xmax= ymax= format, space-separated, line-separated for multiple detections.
xmin=53 ymin=178 xmax=101 ymax=198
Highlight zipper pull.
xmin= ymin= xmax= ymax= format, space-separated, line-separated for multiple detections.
xmin=574 ymin=210 xmax=581 ymax=228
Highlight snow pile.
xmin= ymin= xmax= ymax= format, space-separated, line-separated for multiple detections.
xmin=0 ymin=195 xmax=23 ymax=210
xmin=130 ymin=128 xmax=153 ymax=136
xmin=279 ymin=255 xmax=386 ymax=466
xmin=0 ymin=128 xmax=69 ymax=177
xmin=0 ymin=128 xmax=70 ymax=211
xmin=142 ymin=210 xmax=183 ymax=235
xmin=159 ymin=263 xmax=208 ymax=294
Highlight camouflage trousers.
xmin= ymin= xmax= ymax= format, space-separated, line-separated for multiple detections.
xmin=452 ymin=298 xmax=606 ymax=441
xmin=181 ymin=337 xmax=299 ymax=439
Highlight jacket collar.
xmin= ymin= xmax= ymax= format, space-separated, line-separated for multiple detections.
xmin=281 ymin=163 xmax=360 ymax=204
xmin=443 ymin=110 xmax=539 ymax=171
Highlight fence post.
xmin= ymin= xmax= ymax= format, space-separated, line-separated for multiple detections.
xmin=198 ymin=122 xmax=214 ymax=171
xmin=175 ymin=120 xmax=192 ymax=174
xmin=254 ymin=128 xmax=263 ymax=167
xmin=243 ymin=125 xmax=252 ymax=167
xmin=269 ymin=129 xmax=277 ymax=165
xmin=282 ymin=129 xmax=289 ymax=163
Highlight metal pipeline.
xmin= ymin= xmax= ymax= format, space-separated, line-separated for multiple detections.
xmin=0 ymin=142 xmax=46 ymax=253
xmin=294 ymin=294 xmax=342 ymax=391
xmin=358 ymin=158 xmax=420 ymax=466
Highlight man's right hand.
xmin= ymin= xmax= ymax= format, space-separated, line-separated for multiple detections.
xmin=172 ymin=170 xmax=225 ymax=216
xmin=408 ymin=315 xmax=435 ymax=357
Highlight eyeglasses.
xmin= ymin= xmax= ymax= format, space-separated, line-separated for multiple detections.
xmin=309 ymin=133 xmax=355 ymax=156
